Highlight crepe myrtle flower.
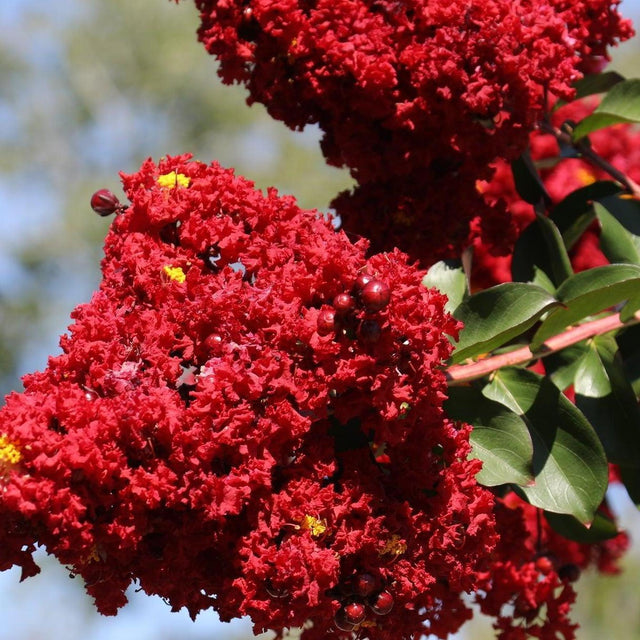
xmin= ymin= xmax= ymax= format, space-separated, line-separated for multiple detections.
xmin=0 ymin=155 xmax=626 ymax=639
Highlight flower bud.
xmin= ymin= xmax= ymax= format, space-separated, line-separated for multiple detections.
xmin=369 ymin=590 xmax=394 ymax=615
xmin=317 ymin=308 xmax=337 ymax=336
xmin=343 ymin=601 xmax=366 ymax=625
xmin=332 ymin=292 xmax=356 ymax=315
xmin=91 ymin=189 xmax=123 ymax=216
xmin=360 ymin=279 xmax=391 ymax=312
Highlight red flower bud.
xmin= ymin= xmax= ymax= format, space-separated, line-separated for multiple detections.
xmin=332 ymin=292 xmax=356 ymax=315
xmin=317 ymin=308 xmax=336 ymax=336
xmin=90 ymin=189 xmax=123 ymax=217
xmin=343 ymin=601 xmax=366 ymax=625
xmin=334 ymin=608 xmax=356 ymax=632
xmin=360 ymin=279 xmax=391 ymax=312
xmin=353 ymin=272 xmax=373 ymax=297
xmin=370 ymin=590 xmax=394 ymax=615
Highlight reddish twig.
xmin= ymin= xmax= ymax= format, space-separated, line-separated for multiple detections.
xmin=446 ymin=310 xmax=640 ymax=386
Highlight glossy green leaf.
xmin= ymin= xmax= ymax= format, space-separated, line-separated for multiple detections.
xmin=511 ymin=215 xmax=573 ymax=287
xmin=450 ymin=284 xmax=561 ymax=364
xmin=544 ymin=511 xmax=619 ymax=543
xmin=574 ymin=335 xmax=640 ymax=466
xmin=595 ymin=198 xmax=640 ymax=265
xmin=543 ymin=343 xmax=590 ymax=391
xmin=531 ymin=264 xmax=640 ymax=349
xmin=422 ymin=260 xmax=467 ymax=313
xmin=572 ymin=79 xmax=640 ymax=140
xmin=445 ymin=387 xmax=534 ymax=487
xmin=550 ymin=181 xmax=621 ymax=249
xmin=554 ymin=72 xmax=626 ymax=110
xmin=572 ymin=71 xmax=626 ymax=101
xmin=511 ymin=152 xmax=549 ymax=205
xmin=483 ymin=368 xmax=608 ymax=523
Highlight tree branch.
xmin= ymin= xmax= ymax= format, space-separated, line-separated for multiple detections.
xmin=445 ymin=310 xmax=640 ymax=385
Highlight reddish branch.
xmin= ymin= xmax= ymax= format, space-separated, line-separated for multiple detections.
xmin=446 ymin=309 xmax=640 ymax=385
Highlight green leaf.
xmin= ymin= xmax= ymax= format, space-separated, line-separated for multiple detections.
xmin=511 ymin=152 xmax=549 ymax=205
xmin=483 ymin=368 xmax=608 ymax=523
xmin=422 ymin=260 xmax=467 ymax=313
xmin=531 ymin=264 xmax=640 ymax=349
xmin=445 ymin=387 xmax=534 ymax=487
xmin=543 ymin=343 xmax=590 ymax=391
xmin=616 ymin=324 xmax=640 ymax=395
xmin=572 ymin=79 xmax=640 ymax=140
xmin=550 ymin=181 xmax=621 ymax=250
xmin=618 ymin=465 xmax=640 ymax=507
xmin=571 ymin=71 xmax=626 ymax=101
xmin=511 ymin=215 xmax=573 ymax=287
xmin=554 ymin=72 xmax=626 ymax=110
xmin=573 ymin=335 xmax=640 ymax=466
xmin=450 ymin=283 xmax=561 ymax=364
xmin=594 ymin=198 xmax=640 ymax=265
xmin=544 ymin=511 xmax=619 ymax=543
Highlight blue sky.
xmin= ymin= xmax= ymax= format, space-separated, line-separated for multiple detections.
xmin=1 ymin=1 xmax=640 ymax=639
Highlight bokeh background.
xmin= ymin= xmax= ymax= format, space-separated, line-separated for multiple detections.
xmin=1 ymin=1 xmax=640 ymax=638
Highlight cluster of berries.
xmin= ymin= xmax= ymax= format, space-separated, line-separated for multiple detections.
xmin=317 ymin=273 xmax=391 ymax=344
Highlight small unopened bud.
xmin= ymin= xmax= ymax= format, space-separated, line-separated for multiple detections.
xmin=317 ymin=308 xmax=337 ymax=336
xmin=91 ymin=189 xmax=123 ymax=216
xmin=360 ymin=279 xmax=391 ymax=312
xmin=369 ymin=590 xmax=394 ymax=615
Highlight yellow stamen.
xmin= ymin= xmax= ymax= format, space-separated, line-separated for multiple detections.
xmin=163 ymin=265 xmax=186 ymax=283
xmin=157 ymin=171 xmax=191 ymax=189
xmin=300 ymin=515 xmax=327 ymax=537
xmin=380 ymin=534 xmax=407 ymax=557
xmin=576 ymin=167 xmax=596 ymax=186
xmin=0 ymin=435 xmax=21 ymax=465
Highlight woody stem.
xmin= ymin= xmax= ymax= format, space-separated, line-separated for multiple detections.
xmin=445 ymin=310 xmax=640 ymax=385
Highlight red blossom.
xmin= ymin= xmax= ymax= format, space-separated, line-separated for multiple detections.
xmin=0 ymin=155 xmax=628 ymax=638
xmin=473 ymin=97 xmax=640 ymax=287
xmin=189 ymin=0 xmax=632 ymax=260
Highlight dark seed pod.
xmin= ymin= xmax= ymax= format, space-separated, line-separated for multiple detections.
xmin=353 ymin=572 xmax=377 ymax=597
xmin=90 ymin=189 xmax=123 ymax=216
xmin=360 ymin=279 xmax=391 ymax=312
xmin=358 ymin=319 xmax=382 ymax=343
xmin=558 ymin=563 xmax=581 ymax=583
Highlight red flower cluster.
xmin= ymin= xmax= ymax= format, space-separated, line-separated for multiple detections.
xmin=0 ymin=156 xmax=624 ymax=638
xmin=191 ymin=0 xmax=632 ymax=259
xmin=474 ymin=98 xmax=640 ymax=287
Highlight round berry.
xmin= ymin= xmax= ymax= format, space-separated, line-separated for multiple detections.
xmin=333 ymin=292 xmax=356 ymax=315
xmin=534 ymin=555 xmax=554 ymax=576
xmin=317 ymin=308 xmax=336 ymax=336
xmin=90 ymin=189 xmax=122 ymax=216
xmin=370 ymin=590 xmax=394 ymax=615
xmin=360 ymin=279 xmax=391 ymax=312
xmin=358 ymin=319 xmax=382 ymax=343
xmin=353 ymin=272 xmax=373 ymax=297
xmin=343 ymin=602 xmax=366 ymax=625
xmin=558 ymin=563 xmax=581 ymax=583
xmin=334 ymin=608 xmax=356 ymax=632
xmin=354 ymin=572 xmax=377 ymax=597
